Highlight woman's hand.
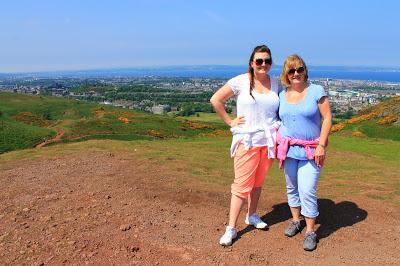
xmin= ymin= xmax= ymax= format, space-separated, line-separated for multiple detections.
xmin=229 ymin=115 xmax=246 ymax=127
xmin=314 ymin=145 xmax=326 ymax=167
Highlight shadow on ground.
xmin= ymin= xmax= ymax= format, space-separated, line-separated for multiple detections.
xmin=237 ymin=198 xmax=368 ymax=241
xmin=316 ymin=199 xmax=368 ymax=239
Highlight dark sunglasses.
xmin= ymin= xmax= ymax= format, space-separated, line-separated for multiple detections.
xmin=288 ymin=66 xmax=305 ymax=75
xmin=254 ymin=58 xmax=272 ymax=66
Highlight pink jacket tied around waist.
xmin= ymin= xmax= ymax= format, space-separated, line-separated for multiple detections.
xmin=276 ymin=130 xmax=324 ymax=169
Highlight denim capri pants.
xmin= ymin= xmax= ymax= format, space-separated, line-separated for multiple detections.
xmin=283 ymin=157 xmax=320 ymax=218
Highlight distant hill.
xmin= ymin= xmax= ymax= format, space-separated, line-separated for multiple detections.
xmin=0 ymin=92 xmax=227 ymax=153
xmin=331 ymin=96 xmax=400 ymax=141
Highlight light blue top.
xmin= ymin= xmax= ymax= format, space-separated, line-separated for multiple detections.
xmin=278 ymin=84 xmax=327 ymax=160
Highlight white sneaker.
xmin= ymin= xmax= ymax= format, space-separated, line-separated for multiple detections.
xmin=219 ymin=226 xmax=237 ymax=246
xmin=245 ymin=213 xmax=268 ymax=229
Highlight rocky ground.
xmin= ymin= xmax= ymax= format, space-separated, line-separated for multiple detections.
xmin=0 ymin=149 xmax=399 ymax=265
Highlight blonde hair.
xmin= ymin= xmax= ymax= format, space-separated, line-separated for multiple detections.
xmin=280 ymin=54 xmax=308 ymax=87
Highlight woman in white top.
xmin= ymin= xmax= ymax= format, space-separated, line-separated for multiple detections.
xmin=210 ymin=45 xmax=280 ymax=246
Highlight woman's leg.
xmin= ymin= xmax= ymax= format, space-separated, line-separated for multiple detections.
xmin=284 ymin=157 xmax=301 ymax=220
xmin=290 ymin=206 xmax=301 ymax=221
xmin=228 ymin=194 xmax=246 ymax=227
xmin=220 ymin=145 xmax=259 ymax=245
xmin=297 ymin=160 xmax=320 ymax=232
xmin=305 ymin=217 xmax=316 ymax=233
xmin=229 ymin=144 xmax=259 ymax=227
xmin=248 ymin=147 xmax=273 ymax=216
xmin=247 ymin=187 xmax=262 ymax=216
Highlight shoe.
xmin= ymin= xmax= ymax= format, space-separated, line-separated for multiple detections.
xmin=219 ymin=226 xmax=237 ymax=246
xmin=303 ymin=231 xmax=317 ymax=251
xmin=284 ymin=220 xmax=302 ymax=237
xmin=245 ymin=213 xmax=268 ymax=229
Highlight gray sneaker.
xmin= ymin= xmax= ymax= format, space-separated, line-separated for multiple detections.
xmin=284 ymin=220 xmax=302 ymax=237
xmin=303 ymin=231 xmax=317 ymax=251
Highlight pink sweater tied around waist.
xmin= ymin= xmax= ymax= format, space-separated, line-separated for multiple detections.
xmin=276 ymin=130 xmax=323 ymax=169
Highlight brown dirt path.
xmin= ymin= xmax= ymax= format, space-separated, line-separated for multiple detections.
xmin=0 ymin=149 xmax=399 ymax=265
xmin=35 ymin=128 xmax=65 ymax=148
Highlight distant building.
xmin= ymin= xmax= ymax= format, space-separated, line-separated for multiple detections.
xmin=151 ymin=104 xmax=171 ymax=114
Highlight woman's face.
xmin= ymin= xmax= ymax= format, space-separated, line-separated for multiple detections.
xmin=287 ymin=64 xmax=306 ymax=85
xmin=251 ymin=52 xmax=272 ymax=74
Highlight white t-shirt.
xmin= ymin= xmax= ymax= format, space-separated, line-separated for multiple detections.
xmin=227 ymin=73 xmax=280 ymax=158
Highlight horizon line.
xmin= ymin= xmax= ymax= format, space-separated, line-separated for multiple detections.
xmin=2 ymin=64 xmax=400 ymax=75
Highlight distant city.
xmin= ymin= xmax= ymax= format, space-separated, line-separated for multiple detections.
xmin=1 ymin=66 xmax=400 ymax=118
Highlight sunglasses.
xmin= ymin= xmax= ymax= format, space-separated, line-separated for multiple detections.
xmin=287 ymin=66 xmax=305 ymax=75
xmin=254 ymin=58 xmax=272 ymax=66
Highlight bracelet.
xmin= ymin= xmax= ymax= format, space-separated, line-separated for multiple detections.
xmin=318 ymin=143 xmax=326 ymax=148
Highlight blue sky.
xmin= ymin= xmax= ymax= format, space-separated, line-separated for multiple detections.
xmin=1 ymin=0 xmax=399 ymax=72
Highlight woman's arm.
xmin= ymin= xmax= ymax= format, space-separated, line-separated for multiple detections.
xmin=210 ymin=84 xmax=245 ymax=127
xmin=314 ymin=96 xmax=332 ymax=167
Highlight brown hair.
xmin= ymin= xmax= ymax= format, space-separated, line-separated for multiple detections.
xmin=280 ymin=54 xmax=308 ymax=87
xmin=248 ymin=45 xmax=272 ymax=99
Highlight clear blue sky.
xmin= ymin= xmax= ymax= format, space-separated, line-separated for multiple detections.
xmin=1 ymin=0 xmax=399 ymax=72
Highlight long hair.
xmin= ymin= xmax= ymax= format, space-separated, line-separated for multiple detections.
xmin=248 ymin=45 xmax=273 ymax=99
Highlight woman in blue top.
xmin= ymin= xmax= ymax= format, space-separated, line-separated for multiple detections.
xmin=278 ymin=54 xmax=332 ymax=251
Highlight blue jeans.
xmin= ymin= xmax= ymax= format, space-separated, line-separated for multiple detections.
xmin=284 ymin=158 xmax=320 ymax=218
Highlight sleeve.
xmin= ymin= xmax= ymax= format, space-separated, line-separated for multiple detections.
xmin=227 ymin=75 xmax=243 ymax=96
xmin=315 ymin=85 xmax=327 ymax=102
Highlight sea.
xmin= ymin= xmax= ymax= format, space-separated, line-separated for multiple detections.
xmin=4 ymin=65 xmax=400 ymax=83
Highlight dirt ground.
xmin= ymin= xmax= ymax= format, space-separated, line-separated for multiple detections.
xmin=0 ymin=149 xmax=399 ymax=265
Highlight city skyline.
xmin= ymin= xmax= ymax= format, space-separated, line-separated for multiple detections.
xmin=1 ymin=0 xmax=400 ymax=72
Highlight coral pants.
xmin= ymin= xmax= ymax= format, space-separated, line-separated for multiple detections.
xmin=231 ymin=144 xmax=273 ymax=198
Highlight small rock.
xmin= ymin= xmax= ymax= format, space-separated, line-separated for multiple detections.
xmin=23 ymin=208 xmax=30 ymax=212
xmin=128 ymin=246 xmax=140 ymax=252
xmin=105 ymin=195 xmax=111 ymax=199
xmin=120 ymin=224 xmax=132 ymax=231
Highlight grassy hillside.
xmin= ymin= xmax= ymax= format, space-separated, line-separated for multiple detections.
xmin=332 ymin=96 xmax=400 ymax=141
xmin=0 ymin=92 xmax=227 ymax=153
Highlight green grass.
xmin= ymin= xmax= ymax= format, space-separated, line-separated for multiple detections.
xmin=358 ymin=121 xmax=400 ymax=141
xmin=0 ymin=93 xmax=226 ymax=153
xmin=329 ymin=134 xmax=400 ymax=162
xmin=177 ymin=112 xmax=230 ymax=125
xmin=0 ymin=118 xmax=55 ymax=153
